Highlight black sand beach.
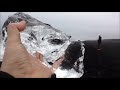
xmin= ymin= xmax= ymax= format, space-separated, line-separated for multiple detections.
xmin=82 ymin=39 xmax=120 ymax=78
xmin=0 ymin=39 xmax=120 ymax=78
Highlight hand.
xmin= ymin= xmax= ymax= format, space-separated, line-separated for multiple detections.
xmin=1 ymin=21 xmax=53 ymax=78
xmin=50 ymin=56 xmax=64 ymax=72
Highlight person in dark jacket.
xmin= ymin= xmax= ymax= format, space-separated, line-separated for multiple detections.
xmin=98 ymin=35 xmax=102 ymax=49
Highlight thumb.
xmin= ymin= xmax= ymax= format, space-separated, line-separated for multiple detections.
xmin=6 ymin=21 xmax=26 ymax=45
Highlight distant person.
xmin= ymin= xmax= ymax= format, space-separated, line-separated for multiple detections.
xmin=98 ymin=35 xmax=102 ymax=49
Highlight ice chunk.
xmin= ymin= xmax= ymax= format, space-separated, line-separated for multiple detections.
xmin=0 ymin=12 xmax=85 ymax=78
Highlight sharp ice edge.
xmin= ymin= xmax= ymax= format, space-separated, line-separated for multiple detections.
xmin=0 ymin=12 xmax=85 ymax=78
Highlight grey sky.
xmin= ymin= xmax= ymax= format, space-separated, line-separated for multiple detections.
xmin=0 ymin=12 xmax=119 ymax=40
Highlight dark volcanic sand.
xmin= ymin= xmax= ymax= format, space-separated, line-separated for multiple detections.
xmin=0 ymin=39 xmax=120 ymax=78
xmin=82 ymin=39 xmax=120 ymax=78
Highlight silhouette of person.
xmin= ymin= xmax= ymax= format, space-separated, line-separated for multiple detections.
xmin=98 ymin=35 xmax=102 ymax=49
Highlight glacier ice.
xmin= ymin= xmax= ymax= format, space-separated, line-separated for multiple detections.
xmin=0 ymin=12 xmax=85 ymax=78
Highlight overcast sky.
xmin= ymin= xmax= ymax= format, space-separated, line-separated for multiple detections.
xmin=0 ymin=12 xmax=119 ymax=40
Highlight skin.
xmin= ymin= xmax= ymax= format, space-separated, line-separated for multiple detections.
xmin=0 ymin=21 xmax=63 ymax=78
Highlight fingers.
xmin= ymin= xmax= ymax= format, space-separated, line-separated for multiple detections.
xmin=56 ymin=55 xmax=64 ymax=62
xmin=35 ymin=52 xmax=44 ymax=62
xmin=6 ymin=21 xmax=26 ymax=45
xmin=52 ymin=56 xmax=64 ymax=69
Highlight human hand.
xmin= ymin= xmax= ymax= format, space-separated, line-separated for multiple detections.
xmin=1 ymin=21 xmax=53 ymax=78
xmin=50 ymin=56 xmax=64 ymax=72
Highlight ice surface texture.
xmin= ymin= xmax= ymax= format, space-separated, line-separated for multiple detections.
xmin=0 ymin=12 xmax=85 ymax=78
